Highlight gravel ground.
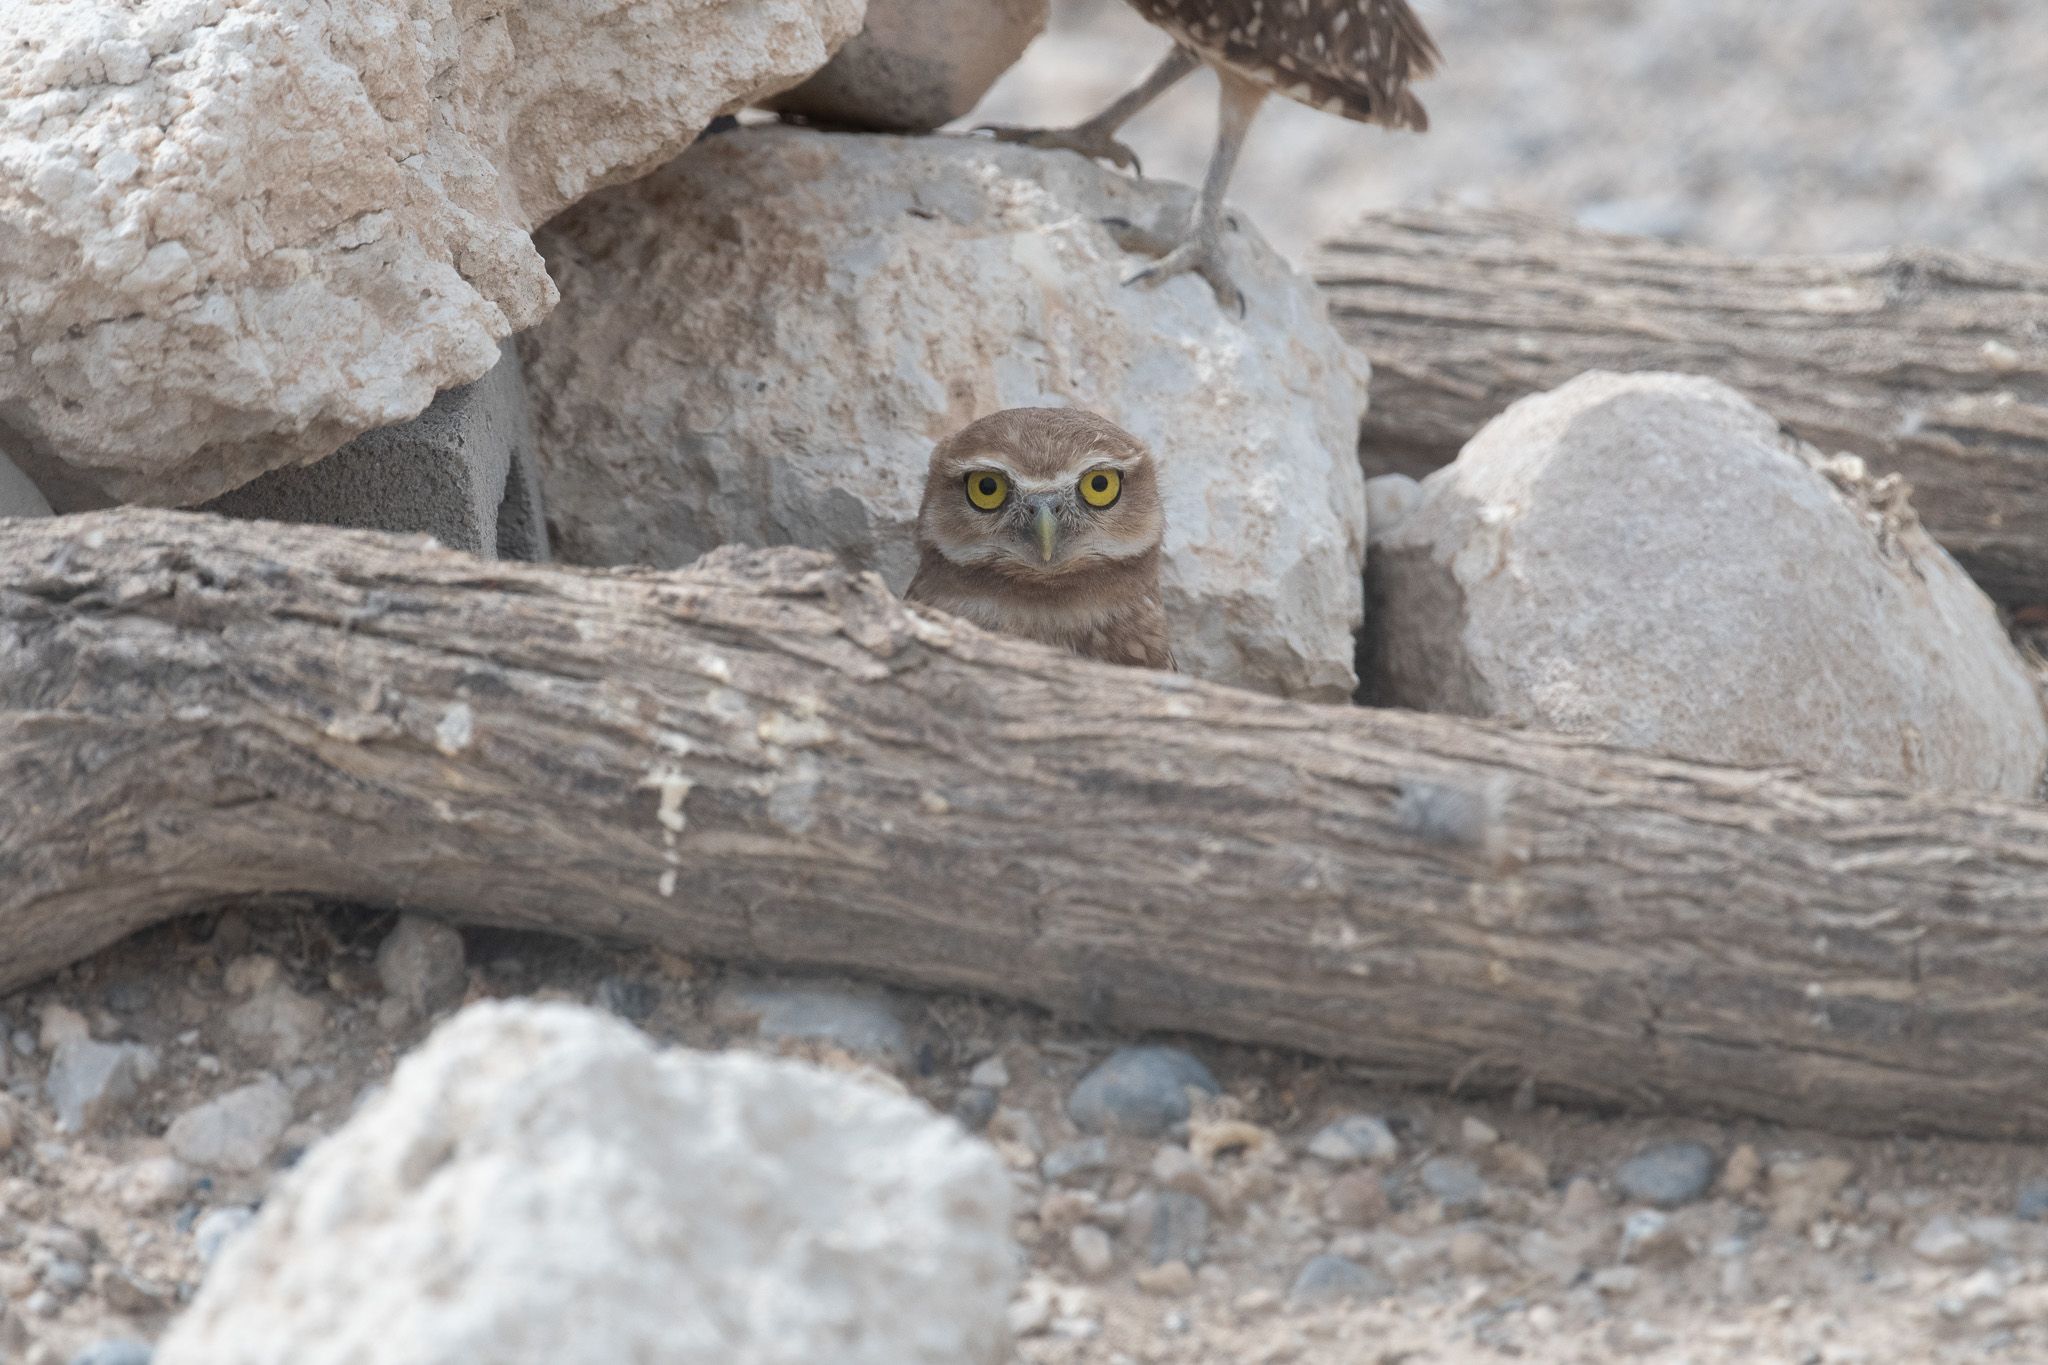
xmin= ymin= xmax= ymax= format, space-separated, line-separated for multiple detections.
xmin=8 ymin=909 xmax=2048 ymax=1364
xmin=973 ymin=0 xmax=2048 ymax=263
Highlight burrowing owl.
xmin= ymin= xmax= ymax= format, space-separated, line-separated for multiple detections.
xmin=905 ymin=408 xmax=1173 ymax=670
xmin=986 ymin=0 xmax=1440 ymax=312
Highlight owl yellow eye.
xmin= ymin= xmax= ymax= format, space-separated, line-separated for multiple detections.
xmin=1079 ymin=468 xmax=1122 ymax=509
xmin=965 ymin=470 xmax=1009 ymax=511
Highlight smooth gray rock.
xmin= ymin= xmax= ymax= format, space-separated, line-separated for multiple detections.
xmin=1617 ymin=1140 xmax=1718 ymax=1208
xmin=1067 ymin=1047 xmax=1219 ymax=1138
xmin=69 ymin=1343 xmax=153 ymax=1365
xmin=1288 ymin=1254 xmax=1392 ymax=1306
xmin=1305 ymin=1113 xmax=1399 ymax=1165
xmin=2015 ymin=1181 xmax=2048 ymax=1222
xmin=45 ymin=1039 xmax=156 ymax=1136
xmin=167 ymin=1078 xmax=293 ymax=1173
xmin=1042 ymin=1137 xmax=1113 ymax=1183
xmin=201 ymin=342 xmax=549 ymax=561
xmin=1365 ymin=371 xmax=2048 ymax=796
xmin=1146 ymin=1189 xmax=1211 ymax=1268
xmin=711 ymin=980 xmax=914 ymax=1063
xmin=1419 ymin=1156 xmax=1487 ymax=1213
xmin=375 ymin=916 xmax=469 ymax=1017
xmin=762 ymin=0 xmax=1046 ymax=132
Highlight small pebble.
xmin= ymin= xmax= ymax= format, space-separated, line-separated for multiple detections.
xmin=1720 ymin=1142 xmax=1762 ymax=1196
xmin=167 ymin=1077 xmax=293 ymax=1173
xmin=1419 ymin=1155 xmax=1487 ymax=1212
xmin=1070 ymin=1224 xmax=1114 ymax=1277
xmin=1616 ymin=1140 xmax=1717 ymax=1207
xmin=68 ymin=1344 xmax=153 ymax=1365
xmin=1911 ymin=1214 xmax=1983 ymax=1266
xmin=375 ymin=917 xmax=469 ymax=1016
xmin=1147 ymin=1189 xmax=1211 ymax=1267
xmin=41 ymin=1258 xmax=89 ymax=1295
xmin=44 ymin=1039 xmax=157 ymax=1136
xmin=192 ymin=1206 xmax=258 ymax=1263
xmin=1044 ymin=1137 xmax=1114 ymax=1183
xmin=1619 ymin=1208 xmax=1691 ymax=1265
xmin=951 ymin=1085 xmax=998 ymax=1132
xmin=1305 ymin=1113 xmax=1399 ymax=1165
xmin=1321 ymin=1170 xmax=1391 ymax=1226
xmin=2015 ymin=1181 xmax=2048 ymax=1222
xmin=1460 ymin=1117 xmax=1500 ymax=1148
xmin=224 ymin=982 xmax=328 ymax=1066
xmin=713 ymin=981 xmax=912 ymax=1062
xmin=39 ymin=1004 xmax=90 ymax=1051
xmin=593 ymin=975 xmax=657 ymax=1023
xmin=1067 ymin=1047 xmax=1218 ymax=1138
xmin=1288 ymin=1254 xmax=1391 ymax=1306
xmin=1135 ymin=1260 xmax=1195 ymax=1296
xmin=1767 ymin=1155 xmax=1855 ymax=1232
xmin=969 ymin=1056 xmax=1010 ymax=1089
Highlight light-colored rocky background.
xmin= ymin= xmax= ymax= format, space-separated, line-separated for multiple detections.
xmin=975 ymin=0 xmax=2047 ymax=263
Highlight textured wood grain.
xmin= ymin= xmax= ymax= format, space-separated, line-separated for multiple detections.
xmin=1313 ymin=206 xmax=2048 ymax=604
xmin=7 ymin=512 xmax=2048 ymax=1135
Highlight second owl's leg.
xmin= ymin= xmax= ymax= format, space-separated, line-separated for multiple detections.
xmin=1107 ymin=69 xmax=1266 ymax=316
xmin=979 ymin=45 xmax=1199 ymax=174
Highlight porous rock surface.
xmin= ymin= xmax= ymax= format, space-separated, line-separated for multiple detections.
xmin=0 ymin=0 xmax=863 ymax=508
xmin=1364 ymin=371 xmax=2048 ymax=796
xmin=153 ymin=999 xmax=1015 ymax=1365
xmin=763 ymin=0 xmax=1048 ymax=132
xmin=525 ymin=127 xmax=1371 ymax=700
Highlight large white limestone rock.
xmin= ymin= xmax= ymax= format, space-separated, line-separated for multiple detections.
xmin=762 ymin=0 xmax=1047 ymax=132
xmin=525 ymin=127 xmax=1371 ymax=700
xmin=1363 ymin=371 xmax=2048 ymax=796
xmin=0 ymin=0 xmax=864 ymax=508
xmin=155 ymin=1000 xmax=1014 ymax=1365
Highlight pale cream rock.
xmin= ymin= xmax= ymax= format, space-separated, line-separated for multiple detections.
xmin=0 ymin=0 xmax=864 ymax=507
xmin=526 ymin=128 xmax=1371 ymax=700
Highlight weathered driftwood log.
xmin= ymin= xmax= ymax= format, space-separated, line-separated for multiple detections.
xmin=7 ymin=511 xmax=2048 ymax=1137
xmin=1313 ymin=206 xmax=2048 ymax=605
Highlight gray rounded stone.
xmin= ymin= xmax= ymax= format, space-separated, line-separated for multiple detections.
xmin=1617 ymin=1141 xmax=1718 ymax=1208
xmin=376 ymin=915 xmax=468 ymax=1016
xmin=1305 ymin=1113 xmax=1399 ymax=1165
xmin=2016 ymin=1181 xmax=2048 ymax=1222
xmin=1146 ymin=1190 xmax=1211 ymax=1268
xmin=1288 ymin=1254 xmax=1392 ymax=1306
xmin=69 ymin=1344 xmax=153 ymax=1365
xmin=1419 ymin=1156 xmax=1487 ymax=1212
xmin=1066 ymin=1047 xmax=1219 ymax=1138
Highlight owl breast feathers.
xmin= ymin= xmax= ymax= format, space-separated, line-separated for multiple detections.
xmin=905 ymin=408 xmax=1174 ymax=671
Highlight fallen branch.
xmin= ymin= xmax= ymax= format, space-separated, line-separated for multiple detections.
xmin=6 ymin=512 xmax=2048 ymax=1136
xmin=1313 ymin=206 xmax=2048 ymax=605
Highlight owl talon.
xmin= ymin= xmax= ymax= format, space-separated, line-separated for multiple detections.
xmin=1104 ymin=221 xmax=1245 ymax=316
xmin=976 ymin=124 xmax=1142 ymax=175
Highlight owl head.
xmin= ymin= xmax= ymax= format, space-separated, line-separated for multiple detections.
xmin=913 ymin=408 xmax=1164 ymax=579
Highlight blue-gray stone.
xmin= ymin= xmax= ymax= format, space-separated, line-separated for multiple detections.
xmin=1288 ymin=1254 xmax=1392 ymax=1305
xmin=951 ymin=1085 xmax=998 ymax=1133
xmin=1067 ymin=1047 xmax=1219 ymax=1137
xmin=1147 ymin=1189 xmax=1211 ymax=1267
xmin=69 ymin=1344 xmax=153 ymax=1365
xmin=1617 ymin=1141 xmax=1718 ymax=1208
xmin=1420 ymin=1155 xmax=1487 ymax=1212
xmin=2016 ymin=1181 xmax=2048 ymax=1222
xmin=1042 ymin=1137 xmax=1113 ymax=1183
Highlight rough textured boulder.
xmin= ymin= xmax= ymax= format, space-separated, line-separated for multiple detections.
xmin=155 ymin=1001 xmax=1014 ymax=1365
xmin=525 ymin=128 xmax=1371 ymax=700
xmin=0 ymin=0 xmax=863 ymax=509
xmin=762 ymin=0 xmax=1047 ymax=132
xmin=1364 ymin=371 xmax=2048 ymax=797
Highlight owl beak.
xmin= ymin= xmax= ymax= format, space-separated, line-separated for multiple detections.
xmin=1033 ymin=502 xmax=1058 ymax=563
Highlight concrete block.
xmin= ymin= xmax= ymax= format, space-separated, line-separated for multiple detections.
xmin=201 ymin=341 xmax=547 ymax=559
xmin=0 ymin=446 xmax=53 ymax=517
